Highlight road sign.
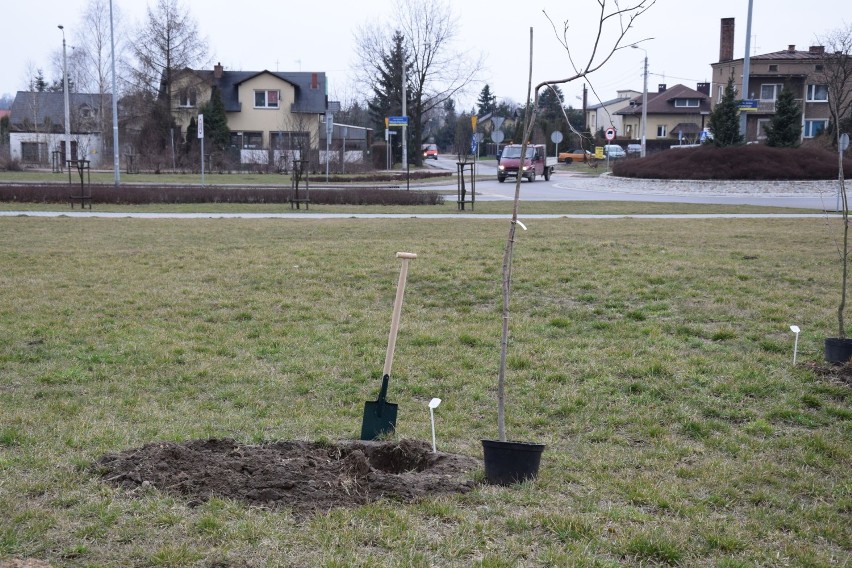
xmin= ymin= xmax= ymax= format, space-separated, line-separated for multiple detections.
xmin=471 ymin=116 xmax=478 ymax=130
xmin=197 ymin=114 xmax=204 ymax=139
xmin=491 ymin=130 xmax=505 ymax=144
xmin=492 ymin=116 xmax=505 ymax=130
xmin=387 ymin=116 xmax=408 ymax=126
xmin=470 ymin=134 xmax=478 ymax=154
xmin=551 ymin=131 xmax=564 ymax=144
xmin=605 ymin=127 xmax=616 ymax=141
xmin=739 ymin=99 xmax=759 ymax=111
xmin=475 ymin=132 xmax=484 ymax=142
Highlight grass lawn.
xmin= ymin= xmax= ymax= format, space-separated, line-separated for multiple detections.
xmin=0 ymin=215 xmax=849 ymax=566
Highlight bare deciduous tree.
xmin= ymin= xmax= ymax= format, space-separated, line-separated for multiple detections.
xmin=354 ymin=0 xmax=482 ymax=166
xmin=132 ymin=0 xmax=207 ymax=112
xmin=495 ymin=0 xmax=655 ymax=443
xmin=816 ymin=23 xmax=852 ymax=139
xmin=130 ymin=0 xmax=207 ymax=159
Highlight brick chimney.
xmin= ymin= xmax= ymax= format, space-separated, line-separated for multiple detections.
xmin=788 ymin=45 xmax=797 ymax=53
xmin=719 ymin=18 xmax=735 ymax=62
xmin=809 ymin=45 xmax=825 ymax=55
xmin=214 ymin=62 xmax=223 ymax=79
xmin=658 ymin=84 xmax=667 ymax=93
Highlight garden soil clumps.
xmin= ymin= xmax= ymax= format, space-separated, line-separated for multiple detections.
xmin=94 ymin=438 xmax=479 ymax=514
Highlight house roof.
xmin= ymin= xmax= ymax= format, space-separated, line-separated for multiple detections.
xmin=588 ymin=95 xmax=635 ymax=111
xmin=615 ymin=84 xmax=711 ymax=116
xmin=9 ymin=91 xmax=111 ymax=130
xmin=671 ymin=122 xmax=701 ymax=134
xmin=189 ymin=68 xmax=328 ymax=114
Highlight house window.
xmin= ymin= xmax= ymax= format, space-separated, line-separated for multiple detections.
xmin=756 ymin=118 xmax=771 ymax=140
xmin=20 ymin=142 xmax=47 ymax=163
xmin=815 ymin=64 xmax=824 ymax=72
xmin=768 ymin=64 xmax=778 ymax=72
xmin=229 ymin=131 xmax=263 ymax=149
xmin=656 ymin=125 xmax=667 ymax=138
xmin=717 ymin=85 xmax=726 ymax=103
xmin=806 ymin=84 xmax=828 ymax=102
xmin=271 ymin=131 xmax=311 ymax=150
xmin=254 ymin=90 xmax=279 ymax=108
xmin=803 ymin=119 xmax=828 ymax=138
xmin=759 ymin=84 xmax=783 ymax=101
xmin=674 ymin=99 xmax=700 ymax=108
xmin=179 ymin=87 xmax=197 ymax=107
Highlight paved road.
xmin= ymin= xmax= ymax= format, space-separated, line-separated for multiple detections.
xmin=426 ymin=156 xmax=842 ymax=210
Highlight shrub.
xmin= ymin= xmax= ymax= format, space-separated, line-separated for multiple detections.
xmin=0 ymin=183 xmax=445 ymax=206
xmin=612 ymin=144 xmax=852 ymax=180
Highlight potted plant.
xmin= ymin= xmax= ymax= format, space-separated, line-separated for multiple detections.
xmin=822 ymin=43 xmax=852 ymax=363
xmin=481 ymin=3 xmax=653 ymax=485
xmin=824 ymin=126 xmax=850 ymax=362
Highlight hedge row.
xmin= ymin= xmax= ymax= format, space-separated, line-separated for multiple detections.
xmin=0 ymin=184 xmax=445 ymax=206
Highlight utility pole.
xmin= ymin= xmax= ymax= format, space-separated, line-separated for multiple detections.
xmin=109 ymin=0 xmax=120 ymax=186
xmin=401 ymin=52 xmax=407 ymax=169
xmin=58 ymin=25 xmax=71 ymax=167
xmin=739 ymin=0 xmax=754 ymax=138
xmin=631 ymin=45 xmax=649 ymax=157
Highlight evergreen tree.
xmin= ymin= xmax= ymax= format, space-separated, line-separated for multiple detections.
xmin=434 ymin=98 xmax=457 ymax=150
xmin=707 ymin=76 xmax=743 ymax=147
xmin=537 ymin=85 xmax=565 ymax=123
xmin=199 ymin=86 xmax=230 ymax=151
xmin=30 ymin=70 xmax=48 ymax=93
xmin=366 ymin=30 xmax=413 ymax=135
xmin=184 ymin=116 xmax=197 ymax=156
xmin=476 ymin=84 xmax=496 ymax=116
xmin=764 ymin=87 xmax=802 ymax=147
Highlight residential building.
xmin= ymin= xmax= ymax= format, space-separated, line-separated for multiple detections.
xmin=710 ymin=17 xmax=833 ymax=143
xmin=585 ymin=90 xmax=640 ymax=138
xmin=8 ymin=91 xmax=111 ymax=167
xmin=616 ymin=84 xmax=712 ymax=143
xmin=170 ymin=63 xmax=335 ymax=168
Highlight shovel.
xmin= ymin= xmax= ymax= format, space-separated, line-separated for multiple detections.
xmin=360 ymin=252 xmax=417 ymax=440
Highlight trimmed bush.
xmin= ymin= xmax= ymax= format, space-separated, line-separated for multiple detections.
xmin=612 ymin=144 xmax=852 ymax=180
xmin=0 ymin=184 xmax=444 ymax=206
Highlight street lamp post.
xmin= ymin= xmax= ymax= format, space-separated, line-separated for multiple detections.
xmin=58 ymin=25 xmax=72 ymax=167
xmin=632 ymin=45 xmax=648 ymax=158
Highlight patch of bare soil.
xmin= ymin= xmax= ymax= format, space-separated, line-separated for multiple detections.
xmin=93 ymin=438 xmax=480 ymax=514
xmin=804 ymin=361 xmax=852 ymax=387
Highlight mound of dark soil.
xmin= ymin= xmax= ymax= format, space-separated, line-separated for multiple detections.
xmin=613 ymin=144 xmax=851 ymax=180
xmin=804 ymin=361 xmax=852 ymax=386
xmin=93 ymin=438 xmax=480 ymax=514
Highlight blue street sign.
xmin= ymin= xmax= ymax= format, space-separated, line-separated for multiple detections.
xmin=738 ymin=99 xmax=758 ymax=111
xmin=387 ymin=116 xmax=408 ymax=126
xmin=470 ymin=134 xmax=478 ymax=154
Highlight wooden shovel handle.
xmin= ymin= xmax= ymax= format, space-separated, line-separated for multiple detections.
xmin=383 ymin=252 xmax=417 ymax=377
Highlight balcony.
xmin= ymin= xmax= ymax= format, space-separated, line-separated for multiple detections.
xmin=750 ymin=99 xmax=803 ymax=114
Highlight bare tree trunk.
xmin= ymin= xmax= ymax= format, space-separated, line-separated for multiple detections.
xmin=498 ymin=27 xmax=534 ymax=442
xmin=839 ymin=96 xmax=848 ymax=338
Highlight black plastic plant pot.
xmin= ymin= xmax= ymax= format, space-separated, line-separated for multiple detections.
xmin=481 ymin=439 xmax=545 ymax=486
xmin=824 ymin=337 xmax=852 ymax=363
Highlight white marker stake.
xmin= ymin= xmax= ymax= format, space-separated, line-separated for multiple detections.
xmin=790 ymin=325 xmax=800 ymax=365
xmin=428 ymin=398 xmax=442 ymax=452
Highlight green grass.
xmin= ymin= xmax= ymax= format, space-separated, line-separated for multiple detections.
xmin=0 ymin=216 xmax=849 ymax=566
xmin=0 ymin=199 xmax=817 ymax=215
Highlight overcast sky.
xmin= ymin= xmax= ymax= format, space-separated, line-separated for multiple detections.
xmin=1 ymin=0 xmax=846 ymax=111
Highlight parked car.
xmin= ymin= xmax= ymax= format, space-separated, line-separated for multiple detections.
xmin=603 ymin=144 xmax=626 ymax=159
xmin=557 ymin=149 xmax=592 ymax=164
xmin=421 ymin=143 xmax=438 ymax=160
xmin=626 ymin=144 xmax=642 ymax=156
